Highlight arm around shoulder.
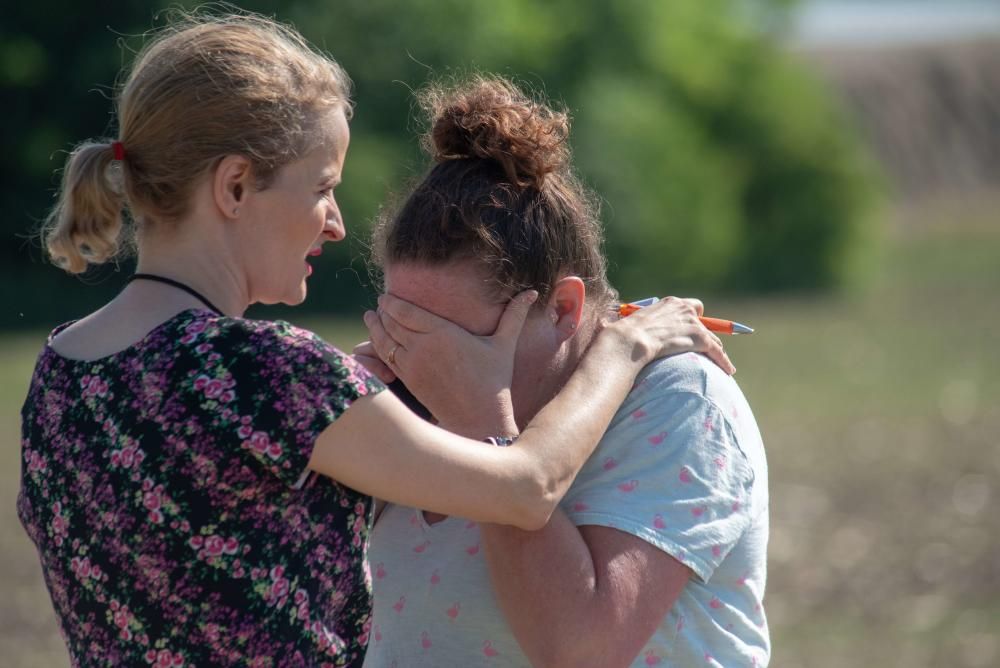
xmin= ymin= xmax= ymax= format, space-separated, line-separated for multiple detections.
xmin=309 ymin=324 xmax=660 ymax=530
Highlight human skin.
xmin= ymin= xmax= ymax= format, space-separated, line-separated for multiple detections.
xmin=49 ymin=104 xmax=728 ymax=531
xmin=359 ymin=258 xmax=719 ymax=666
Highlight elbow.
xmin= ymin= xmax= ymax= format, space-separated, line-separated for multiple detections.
xmin=515 ymin=494 xmax=556 ymax=531
xmin=508 ymin=469 xmax=561 ymax=531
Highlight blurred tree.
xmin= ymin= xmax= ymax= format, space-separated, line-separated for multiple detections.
xmin=1 ymin=0 xmax=879 ymax=328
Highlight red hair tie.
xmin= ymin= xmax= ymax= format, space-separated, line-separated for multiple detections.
xmin=111 ymin=141 xmax=126 ymax=161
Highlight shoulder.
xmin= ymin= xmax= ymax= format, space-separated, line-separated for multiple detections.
xmin=596 ymin=353 xmax=760 ymax=479
xmin=199 ymin=316 xmax=345 ymax=368
xmin=634 ymin=352 xmax=740 ymax=403
xmin=193 ymin=315 xmax=380 ymax=392
xmin=203 ymin=315 xmax=330 ymax=353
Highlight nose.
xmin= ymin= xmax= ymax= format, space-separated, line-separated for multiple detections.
xmin=325 ymin=209 xmax=346 ymax=242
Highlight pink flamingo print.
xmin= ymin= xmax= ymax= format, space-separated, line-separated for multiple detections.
xmin=446 ymin=602 xmax=460 ymax=619
xmin=653 ymin=514 xmax=667 ymax=529
xmin=618 ymin=480 xmax=639 ymax=493
xmin=375 ymin=563 xmax=387 ymax=579
xmin=466 ymin=543 xmax=480 ymax=556
xmin=644 ymin=650 xmax=663 ymax=665
xmin=603 ymin=457 xmax=617 ymax=471
xmin=421 ymin=631 xmax=432 ymax=649
xmin=647 ymin=431 xmax=667 ymax=446
xmin=483 ymin=640 xmax=499 ymax=658
xmin=392 ymin=596 xmax=406 ymax=613
xmin=678 ymin=466 xmax=692 ymax=483
xmin=413 ymin=540 xmax=430 ymax=553
xmin=430 ymin=570 xmax=441 ymax=585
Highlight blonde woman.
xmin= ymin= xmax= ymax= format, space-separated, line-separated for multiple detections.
xmin=17 ymin=13 xmax=731 ymax=666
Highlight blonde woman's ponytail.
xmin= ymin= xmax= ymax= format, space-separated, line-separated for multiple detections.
xmin=44 ymin=141 xmax=126 ymax=274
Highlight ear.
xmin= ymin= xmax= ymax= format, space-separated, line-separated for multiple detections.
xmin=213 ymin=155 xmax=254 ymax=220
xmin=547 ymin=276 xmax=586 ymax=343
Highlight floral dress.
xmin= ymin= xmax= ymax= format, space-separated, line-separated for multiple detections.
xmin=17 ymin=309 xmax=384 ymax=667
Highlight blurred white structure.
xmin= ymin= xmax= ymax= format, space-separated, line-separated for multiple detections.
xmin=791 ymin=0 xmax=1000 ymax=48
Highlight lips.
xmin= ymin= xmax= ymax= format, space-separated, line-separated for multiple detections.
xmin=308 ymin=248 xmax=323 ymax=257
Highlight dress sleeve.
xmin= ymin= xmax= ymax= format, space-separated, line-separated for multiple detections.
xmin=205 ymin=318 xmax=385 ymax=487
xmin=562 ymin=384 xmax=755 ymax=583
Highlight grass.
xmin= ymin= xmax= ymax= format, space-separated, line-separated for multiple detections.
xmin=2 ymin=205 xmax=998 ymax=667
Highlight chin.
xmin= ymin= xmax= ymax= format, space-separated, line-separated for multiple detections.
xmin=283 ymin=287 xmax=308 ymax=306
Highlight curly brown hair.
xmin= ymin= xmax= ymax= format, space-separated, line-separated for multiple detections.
xmin=372 ymin=75 xmax=615 ymax=307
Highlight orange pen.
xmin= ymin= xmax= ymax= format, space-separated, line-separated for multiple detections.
xmin=618 ymin=298 xmax=754 ymax=335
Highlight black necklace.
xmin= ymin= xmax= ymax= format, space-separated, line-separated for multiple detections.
xmin=127 ymin=273 xmax=225 ymax=317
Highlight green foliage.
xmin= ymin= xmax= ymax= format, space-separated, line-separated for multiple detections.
xmin=0 ymin=0 xmax=880 ymax=328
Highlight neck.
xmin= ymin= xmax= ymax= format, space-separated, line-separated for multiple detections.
xmin=132 ymin=219 xmax=249 ymax=318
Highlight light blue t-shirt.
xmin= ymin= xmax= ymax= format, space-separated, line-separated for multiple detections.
xmin=364 ymin=353 xmax=770 ymax=667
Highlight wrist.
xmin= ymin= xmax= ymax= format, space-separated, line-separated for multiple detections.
xmin=596 ymin=323 xmax=655 ymax=369
xmin=437 ymin=391 xmax=519 ymax=440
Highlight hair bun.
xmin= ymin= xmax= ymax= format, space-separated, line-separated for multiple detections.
xmin=422 ymin=76 xmax=570 ymax=189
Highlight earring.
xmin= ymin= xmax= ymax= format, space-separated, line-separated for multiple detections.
xmin=569 ymin=322 xmax=577 ymax=331
xmin=233 ymin=207 xmax=239 ymax=216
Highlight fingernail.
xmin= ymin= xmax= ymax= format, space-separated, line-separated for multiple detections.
xmin=523 ymin=290 xmax=539 ymax=304
xmin=363 ymin=311 xmax=374 ymax=325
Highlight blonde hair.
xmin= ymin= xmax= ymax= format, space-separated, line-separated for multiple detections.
xmin=44 ymin=12 xmax=352 ymax=273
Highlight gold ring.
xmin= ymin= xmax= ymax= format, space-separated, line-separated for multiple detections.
xmin=386 ymin=344 xmax=399 ymax=366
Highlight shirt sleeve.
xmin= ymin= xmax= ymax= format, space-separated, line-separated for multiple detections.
xmin=207 ymin=318 xmax=385 ymax=487
xmin=562 ymin=387 xmax=755 ymax=583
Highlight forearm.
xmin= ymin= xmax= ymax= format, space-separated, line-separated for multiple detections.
xmin=513 ymin=328 xmax=651 ymax=514
xmin=480 ymin=513 xmax=606 ymax=667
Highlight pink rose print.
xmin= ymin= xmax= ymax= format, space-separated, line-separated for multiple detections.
xmin=645 ymin=650 xmax=663 ymax=665
xmin=678 ymin=466 xmax=693 ymax=483
xmin=647 ymin=431 xmax=667 ymax=446
xmin=26 ymin=449 xmax=46 ymax=473
xmin=483 ymin=640 xmax=499 ymax=658
xmin=446 ymin=602 xmax=460 ymax=619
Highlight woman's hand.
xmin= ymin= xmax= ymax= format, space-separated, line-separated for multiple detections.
xmin=607 ymin=296 xmax=736 ymax=375
xmin=361 ymin=290 xmax=538 ymax=438
xmin=352 ymin=340 xmax=397 ymax=384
